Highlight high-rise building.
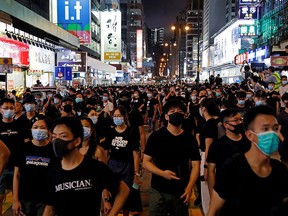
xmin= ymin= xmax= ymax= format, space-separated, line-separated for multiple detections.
xmin=151 ymin=27 xmax=164 ymax=45
xmin=225 ymin=0 xmax=238 ymax=23
xmin=185 ymin=0 xmax=203 ymax=78
xmin=202 ymin=0 xmax=226 ymax=76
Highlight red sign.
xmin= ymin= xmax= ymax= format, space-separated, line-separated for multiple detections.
xmin=0 ymin=37 xmax=29 ymax=66
xmin=270 ymin=56 xmax=288 ymax=67
xmin=234 ymin=52 xmax=249 ymax=65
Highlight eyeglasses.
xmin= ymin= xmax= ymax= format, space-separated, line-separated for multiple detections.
xmin=225 ymin=117 xmax=243 ymax=124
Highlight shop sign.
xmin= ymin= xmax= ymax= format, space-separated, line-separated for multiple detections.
xmin=234 ymin=52 xmax=249 ymax=65
xmin=0 ymin=37 xmax=29 ymax=66
xmin=27 ymin=69 xmax=44 ymax=76
xmin=55 ymin=66 xmax=73 ymax=80
xmin=239 ymin=6 xmax=259 ymax=20
xmin=29 ymin=46 xmax=55 ymax=72
xmin=239 ymin=25 xmax=257 ymax=37
xmin=239 ymin=0 xmax=258 ymax=4
xmin=57 ymin=0 xmax=91 ymax=44
xmin=100 ymin=11 xmax=122 ymax=62
xmin=270 ymin=56 xmax=288 ymax=66
xmin=248 ymin=46 xmax=269 ymax=62
xmin=57 ymin=51 xmax=86 ymax=72
xmin=0 ymin=57 xmax=13 ymax=73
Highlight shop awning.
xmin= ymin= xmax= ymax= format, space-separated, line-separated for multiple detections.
xmin=87 ymin=56 xmax=116 ymax=75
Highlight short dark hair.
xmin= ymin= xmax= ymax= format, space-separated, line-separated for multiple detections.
xmin=243 ymin=105 xmax=276 ymax=130
xmin=200 ymin=98 xmax=220 ymax=116
xmin=219 ymin=108 xmax=239 ymax=123
xmin=285 ymin=45 xmax=288 ymax=49
xmin=244 ymin=65 xmax=250 ymax=71
xmin=236 ymin=90 xmax=246 ymax=99
xmin=62 ymin=97 xmax=74 ymax=103
xmin=269 ymin=66 xmax=275 ymax=72
xmin=52 ymin=117 xmax=83 ymax=143
xmin=255 ymin=90 xmax=267 ymax=98
xmin=163 ymin=99 xmax=186 ymax=114
xmin=0 ymin=98 xmax=15 ymax=106
xmin=31 ymin=114 xmax=52 ymax=130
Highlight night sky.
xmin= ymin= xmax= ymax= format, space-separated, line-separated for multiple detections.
xmin=142 ymin=0 xmax=187 ymax=38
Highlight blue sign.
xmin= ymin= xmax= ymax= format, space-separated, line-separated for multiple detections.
xmin=239 ymin=6 xmax=259 ymax=20
xmin=248 ymin=46 xmax=269 ymax=62
xmin=57 ymin=0 xmax=91 ymax=44
xmin=55 ymin=66 xmax=73 ymax=80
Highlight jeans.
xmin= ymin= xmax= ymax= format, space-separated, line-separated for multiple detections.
xmin=0 ymin=169 xmax=13 ymax=195
xmin=148 ymin=117 xmax=156 ymax=132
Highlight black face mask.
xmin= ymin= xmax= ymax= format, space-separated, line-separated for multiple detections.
xmin=52 ymin=138 xmax=74 ymax=158
xmin=227 ymin=123 xmax=244 ymax=135
xmin=63 ymin=104 xmax=73 ymax=113
xmin=168 ymin=112 xmax=185 ymax=127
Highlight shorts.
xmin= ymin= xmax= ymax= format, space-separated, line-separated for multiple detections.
xmin=0 ymin=169 xmax=13 ymax=195
xmin=149 ymin=187 xmax=188 ymax=216
xmin=21 ymin=200 xmax=45 ymax=216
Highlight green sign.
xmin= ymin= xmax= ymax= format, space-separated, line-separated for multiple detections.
xmin=239 ymin=25 xmax=257 ymax=37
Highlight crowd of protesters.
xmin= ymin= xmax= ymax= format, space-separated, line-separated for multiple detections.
xmin=0 ymin=65 xmax=288 ymax=215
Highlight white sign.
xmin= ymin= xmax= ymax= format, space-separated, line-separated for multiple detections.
xmin=29 ymin=45 xmax=55 ymax=72
xmin=100 ymin=11 xmax=122 ymax=62
xmin=136 ymin=30 xmax=143 ymax=69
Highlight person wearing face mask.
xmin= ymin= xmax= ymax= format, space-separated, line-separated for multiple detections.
xmin=254 ymin=90 xmax=268 ymax=107
xmin=102 ymin=90 xmax=114 ymax=116
xmin=207 ymin=105 xmax=288 ymax=216
xmin=266 ymin=82 xmax=280 ymax=114
xmin=206 ymin=109 xmax=250 ymax=199
xmin=233 ymin=91 xmax=249 ymax=116
xmin=143 ymin=99 xmax=200 ymax=216
xmin=60 ymin=97 xmax=75 ymax=117
xmin=146 ymin=90 xmax=158 ymax=133
xmin=43 ymin=93 xmax=62 ymax=120
xmin=22 ymin=94 xmax=37 ymax=120
xmin=279 ymin=75 xmax=288 ymax=112
xmin=105 ymin=106 xmax=142 ymax=216
xmin=12 ymin=114 xmax=57 ymax=216
xmin=0 ymin=98 xmax=31 ymax=215
xmin=74 ymin=93 xmax=85 ymax=117
xmin=43 ymin=116 xmax=129 ymax=216
xmin=198 ymin=98 xmax=220 ymax=215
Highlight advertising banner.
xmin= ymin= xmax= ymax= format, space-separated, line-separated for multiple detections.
xmin=136 ymin=30 xmax=143 ymax=69
xmin=239 ymin=0 xmax=258 ymax=4
xmin=100 ymin=11 xmax=122 ymax=62
xmin=239 ymin=6 xmax=259 ymax=20
xmin=55 ymin=66 xmax=73 ymax=80
xmin=57 ymin=0 xmax=91 ymax=44
xmin=29 ymin=45 xmax=55 ymax=72
xmin=270 ymin=56 xmax=288 ymax=67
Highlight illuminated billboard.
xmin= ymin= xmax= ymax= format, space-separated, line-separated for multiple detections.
xmin=239 ymin=6 xmax=259 ymax=20
xmin=239 ymin=0 xmax=258 ymax=4
xmin=239 ymin=25 xmax=258 ymax=37
xmin=57 ymin=0 xmax=91 ymax=44
xmin=100 ymin=11 xmax=122 ymax=62
xmin=136 ymin=30 xmax=143 ymax=69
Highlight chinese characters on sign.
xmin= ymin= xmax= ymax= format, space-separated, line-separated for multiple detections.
xmin=100 ymin=11 xmax=122 ymax=62
xmin=239 ymin=6 xmax=259 ymax=20
xmin=239 ymin=25 xmax=257 ymax=37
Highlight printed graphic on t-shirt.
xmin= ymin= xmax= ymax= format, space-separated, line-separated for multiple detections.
xmin=1 ymin=129 xmax=18 ymax=136
xmin=26 ymin=156 xmax=50 ymax=166
xmin=55 ymin=179 xmax=93 ymax=192
xmin=111 ymin=136 xmax=128 ymax=150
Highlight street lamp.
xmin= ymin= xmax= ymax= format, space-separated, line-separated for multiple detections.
xmin=171 ymin=24 xmax=189 ymax=82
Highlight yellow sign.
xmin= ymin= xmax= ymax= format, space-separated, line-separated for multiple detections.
xmin=104 ymin=52 xmax=121 ymax=61
xmin=0 ymin=58 xmax=12 ymax=65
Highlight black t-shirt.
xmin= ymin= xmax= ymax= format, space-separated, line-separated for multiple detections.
xmin=144 ymin=128 xmax=201 ymax=195
xmin=233 ymin=104 xmax=250 ymax=117
xmin=207 ymin=135 xmax=250 ymax=170
xmin=214 ymin=154 xmax=288 ymax=216
xmin=128 ymin=109 xmax=144 ymax=143
xmin=106 ymin=127 xmax=139 ymax=162
xmin=0 ymin=120 xmax=29 ymax=170
xmin=147 ymin=98 xmax=158 ymax=117
xmin=95 ymin=111 xmax=112 ymax=142
xmin=266 ymin=92 xmax=280 ymax=111
xmin=278 ymin=111 xmax=288 ymax=139
xmin=199 ymin=118 xmax=219 ymax=152
xmin=15 ymin=141 xmax=58 ymax=201
xmin=44 ymin=156 xmax=119 ymax=216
